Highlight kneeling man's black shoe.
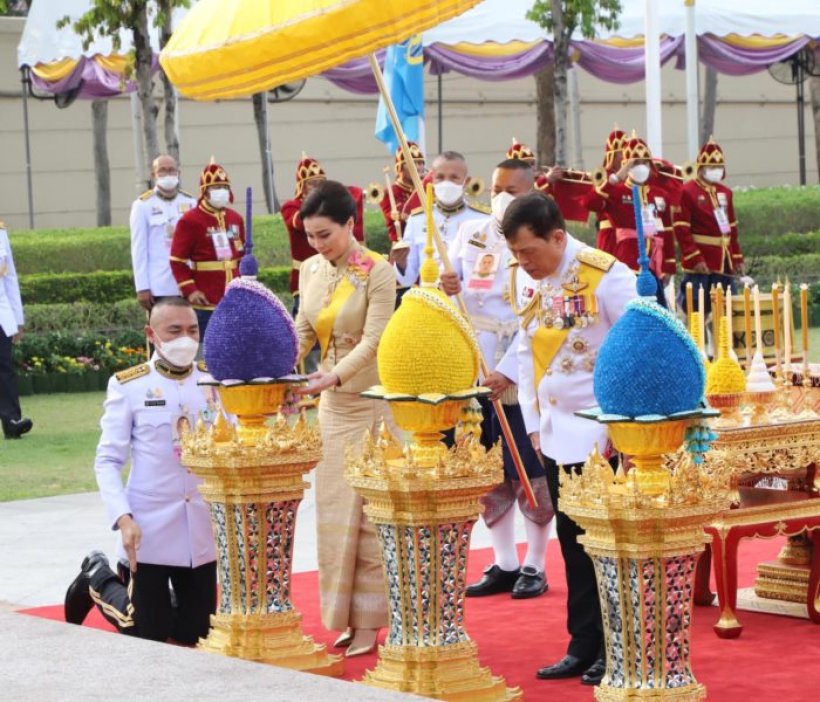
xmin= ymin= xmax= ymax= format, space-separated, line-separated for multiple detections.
xmin=466 ymin=564 xmax=520 ymax=597
xmin=64 ymin=551 xmax=110 ymax=625
xmin=536 ymin=654 xmax=592 ymax=680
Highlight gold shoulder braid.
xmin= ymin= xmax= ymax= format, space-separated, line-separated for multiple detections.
xmin=576 ymin=247 xmax=616 ymax=272
xmin=196 ymin=360 xmax=209 ymax=373
xmin=138 ymin=189 xmax=154 ymax=201
xmin=154 ymin=359 xmax=194 ymax=380
xmin=507 ymin=259 xmax=540 ymax=328
xmin=115 ymin=363 xmax=150 ymax=384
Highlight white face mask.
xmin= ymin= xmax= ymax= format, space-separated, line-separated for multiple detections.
xmin=629 ymin=164 xmax=651 ymax=184
xmin=704 ymin=167 xmax=724 ymax=183
xmin=155 ymin=335 xmax=199 ymax=368
xmin=208 ymin=188 xmax=231 ymax=209
xmin=155 ymin=175 xmax=179 ymax=192
xmin=433 ymin=180 xmax=465 ymax=207
xmin=491 ymin=191 xmax=516 ymax=223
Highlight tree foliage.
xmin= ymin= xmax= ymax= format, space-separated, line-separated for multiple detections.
xmin=528 ymin=0 xmax=622 ymax=40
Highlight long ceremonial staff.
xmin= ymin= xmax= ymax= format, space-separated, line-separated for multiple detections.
xmin=383 ymin=166 xmax=405 ymax=243
xmin=369 ymin=55 xmax=537 ymax=508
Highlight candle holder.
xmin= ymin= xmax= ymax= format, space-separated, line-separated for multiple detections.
xmin=743 ymin=390 xmax=776 ymax=425
xmin=182 ymin=380 xmax=343 ymax=675
xmin=705 ymin=393 xmax=744 ymax=427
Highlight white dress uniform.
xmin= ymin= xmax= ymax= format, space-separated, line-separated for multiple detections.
xmin=0 ymin=226 xmax=23 ymax=338
xmin=516 ymin=234 xmax=638 ymax=465
xmin=130 ymin=188 xmax=197 ymax=297
xmin=395 ymin=201 xmax=490 ymax=288
xmin=94 ymin=354 xmax=217 ymax=568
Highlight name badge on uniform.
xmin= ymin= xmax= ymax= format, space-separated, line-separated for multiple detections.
xmin=640 ymin=205 xmax=658 ymax=236
xmin=145 ymin=399 xmax=166 ymax=407
xmin=212 ymin=230 xmax=232 ymax=260
xmin=714 ymin=207 xmax=731 ymax=235
xmin=467 ymin=252 xmax=499 ymax=291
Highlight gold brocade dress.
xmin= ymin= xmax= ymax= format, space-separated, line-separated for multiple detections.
xmin=295 ymin=242 xmax=396 ymax=631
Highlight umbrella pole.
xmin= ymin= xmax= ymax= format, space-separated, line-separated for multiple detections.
xmin=368 ymin=54 xmax=538 ymax=509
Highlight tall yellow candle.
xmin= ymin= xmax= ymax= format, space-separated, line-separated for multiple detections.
xmin=698 ymin=285 xmax=705 ymax=352
xmin=712 ymin=285 xmax=723 ymax=352
xmin=783 ymin=283 xmax=792 ymax=370
xmin=771 ymin=283 xmax=782 ymax=373
xmin=753 ymin=285 xmax=763 ymax=353
xmin=725 ymin=285 xmax=732 ymax=334
xmin=800 ymin=283 xmax=810 ymax=364
xmin=743 ymin=283 xmax=753 ymax=366
xmin=686 ymin=282 xmax=694 ymax=327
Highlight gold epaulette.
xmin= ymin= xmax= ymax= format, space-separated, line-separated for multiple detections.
xmin=138 ymin=189 xmax=154 ymax=201
xmin=115 ymin=363 xmax=150 ymax=385
xmin=577 ymin=247 xmax=616 ymax=272
xmin=180 ymin=189 xmax=195 ymax=199
xmin=467 ymin=200 xmax=491 ymax=215
xmin=196 ymin=360 xmax=208 ymax=373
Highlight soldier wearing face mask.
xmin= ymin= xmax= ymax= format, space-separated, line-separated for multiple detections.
xmin=584 ymin=134 xmax=677 ymax=307
xmin=169 ymin=160 xmax=245 ymax=337
xmin=674 ymin=138 xmax=744 ymax=317
xmin=130 ymin=155 xmax=197 ymax=312
xmin=64 ymin=297 xmax=218 ymax=645
xmin=392 ymin=150 xmax=490 ymax=287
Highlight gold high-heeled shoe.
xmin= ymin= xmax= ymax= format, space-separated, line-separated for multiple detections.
xmin=344 ymin=629 xmax=380 ymax=658
xmin=333 ymin=628 xmax=353 ymax=648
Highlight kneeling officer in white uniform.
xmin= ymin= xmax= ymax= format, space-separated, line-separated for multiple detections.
xmin=65 ymin=297 xmax=217 ymax=644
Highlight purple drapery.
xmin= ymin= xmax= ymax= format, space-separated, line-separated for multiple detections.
xmin=680 ymin=34 xmax=812 ymax=76
xmin=572 ymin=36 xmax=683 ymax=84
xmin=28 ymin=55 xmax=159 ymax=99
xmin=322 ymin=50 xmax=384 ymax=94
xmin=425 ymin=42 xmax=553 ymax=80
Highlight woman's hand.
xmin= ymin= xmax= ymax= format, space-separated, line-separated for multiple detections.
xmin=294 ymin=370 xmax=340 ymax=395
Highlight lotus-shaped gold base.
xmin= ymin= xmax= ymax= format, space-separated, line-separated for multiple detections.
xmin=215 ymin=381 xmax=304 ymax=444
xmin=607 ymin=420 xmax=688 ymax=496
xmin=743 ymin=389 xmax=776 ymax=425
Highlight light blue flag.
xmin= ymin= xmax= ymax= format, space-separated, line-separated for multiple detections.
xmin=375 ymin=35 xmax=425 ymax=154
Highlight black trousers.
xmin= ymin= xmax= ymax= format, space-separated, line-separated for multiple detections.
xmin=89 ymin=560 xmax=217 ymax=645
xmin=543 ymin=453 xmax=614 ymax=662
xmin=0 ymin=331 xmax=21 ymax=425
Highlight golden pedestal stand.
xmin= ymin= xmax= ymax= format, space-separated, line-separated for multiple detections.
xmin=346 ymin=396 xmax=521 ymax=701
xmin=182 ymin=382 xmax=343 ymax=676
xmin=563 ymin=416 xmax=731 ymax=702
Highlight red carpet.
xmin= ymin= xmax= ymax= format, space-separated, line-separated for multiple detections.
xmin=20 ymin=538 xmax=818 ymax=701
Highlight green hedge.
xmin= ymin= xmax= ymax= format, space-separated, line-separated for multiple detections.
xmin=734 ymin=185 xmax=820 ymax=237
xmin=24 ymin=299 xmax=145 ymax=334
xmin=20 ymin=266 xmax=292 ymax=305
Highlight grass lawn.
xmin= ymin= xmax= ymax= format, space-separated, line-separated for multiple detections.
xmin=0 ymin=392 xmax=107 ymax=502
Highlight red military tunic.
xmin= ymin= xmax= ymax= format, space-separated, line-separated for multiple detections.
xmin=536 ymin=174 xmax=593 ymax=223
xmin=170 ymin=201 xmax=245 ymax=310
xmin=282 ymin=186 xmax=365 ymax=293
xmin=675 ymin=178 xmax=743 ymax=273
xmin=584 ymin=176 xmax=677 ymax=275
xmin=379 ymin=180 xmax=414 ymax=242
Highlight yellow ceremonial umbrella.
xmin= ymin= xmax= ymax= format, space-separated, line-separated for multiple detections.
xmin=159 ymin=0 xmax=537 ymax=507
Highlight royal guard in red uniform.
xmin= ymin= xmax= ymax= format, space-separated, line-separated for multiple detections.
xmin=170 ymin=160 xmax=245 ymax=335
xmin=507 ymin=139 xmax=591 ymax=223
xmin=584 ymin=134 xmax=677 ymax=306
xmin=380 ymin=142 xmax=425 ymax=242
xmin=280 ymin=156 xmax=364 ymax=315
xmin=592 ymin=129 xmax=626 ymax=250
xmin=675 ymin=138 xmax=744 ymax=316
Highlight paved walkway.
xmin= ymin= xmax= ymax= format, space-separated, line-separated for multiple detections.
xmin=0 ymin=482 xmax=537 ymax=608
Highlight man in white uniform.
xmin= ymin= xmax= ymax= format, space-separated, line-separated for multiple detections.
xmin=392 ymin=151 xmax=489 ymax=288
xmin=441 ymin=159 xmax=553 ymax=600
xmin=503 ymin=192 xmax=637 ymax=686
xmin=0 ymin=222 xmax=32 ymax=439
xmin=130 ymin=155 xmax=196 ymax=311
xmin=64 ymin=298 xmax=218 ymax=644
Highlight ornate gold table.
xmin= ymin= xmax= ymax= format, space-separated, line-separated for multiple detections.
xmin=696 ymin=417 xmax=820 ymax=639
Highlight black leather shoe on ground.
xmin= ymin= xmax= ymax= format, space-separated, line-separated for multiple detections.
xmin=536 ymin=654 xmax=593 ymax=680
xmin=64 ymin=551 xmax=110 ymax=625
xmin=2 ymin=417 xmax=33 ymax=439
xmin=581 ymin=657 xmax=606 ymax=685
xmin=511 ymin=565 xmax=548 ymax=599
xmin=465 ymin=564 xmax=520 ymax=597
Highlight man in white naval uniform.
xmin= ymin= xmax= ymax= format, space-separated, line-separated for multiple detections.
xmin=130 ymin=155 xmax=196 ymax=311
xmin=503 ymin=192 xmax=637 ymax=686
xmin=392 ymin=151 xmax=490 ymax=289
xmin=0 ymin=222 xmax=32 ymax=439
xmin=440 ymin=159 xmax=554 ymax=600
xmin=64 ymin=298 xmax=218 ymax=644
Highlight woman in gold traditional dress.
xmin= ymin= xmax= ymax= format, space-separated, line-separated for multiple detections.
xmin=294 ymin=180 xmax=395 ymax=656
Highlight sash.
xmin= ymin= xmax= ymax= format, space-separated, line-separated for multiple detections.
xmin=315 ymin=249 xmax=382 ymax=360
xmin=530 ymin=261 xmax=607 ymax=391
xmin=615 ymin=228 xmax=664 ymax=277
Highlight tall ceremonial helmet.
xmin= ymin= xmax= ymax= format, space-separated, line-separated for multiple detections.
xmin=696 ymin=137 xmax=727 ymax=179
xmin=506 ymin=138 xmax=536 ymax=166
xmin=621 ymin=132 xmax=653 ymax=164
xmin=199 ymin=157 xmax=233 ymax=202
xmin=602 ymin=128 xmax=626 ymax=170
xmin=394 ymin=141 xmax=425 ymax=178
xmin=294 ymin=155 xmax=327 ymax=198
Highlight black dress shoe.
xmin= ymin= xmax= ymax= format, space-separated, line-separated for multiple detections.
xmin=581 ymin=657 xmax=606 ymax=686
xmin=465 ymin=564 xmax=520 ymax=597
xmin=64 ymin=551 xmax=110 ymax=625
xmin=536 ymin=654 xmax=593 ymax=680
xmin=511 ymin=565 xmax=548 ymax=599
xmin=3 ymin=417 xmax=33 ymax=439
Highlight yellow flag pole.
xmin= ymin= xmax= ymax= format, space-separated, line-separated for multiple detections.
xmin=368 ymin=54 xmax=537 ymax=508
